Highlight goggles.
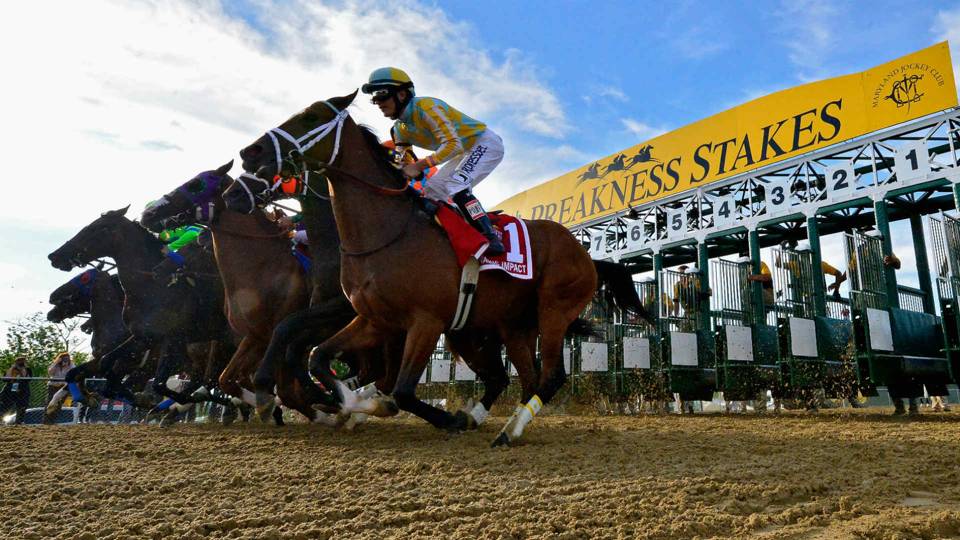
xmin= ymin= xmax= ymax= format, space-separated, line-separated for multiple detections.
xmin=370 ymin=89 xmax=393 ymax=104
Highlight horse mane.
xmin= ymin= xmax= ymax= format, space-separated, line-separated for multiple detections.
xmin=356 ymin=124 xmax=407 ymax=188
xmin=129 ymin=217 xmax=167 ymax=253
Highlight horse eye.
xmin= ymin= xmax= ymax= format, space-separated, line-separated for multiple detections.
xmin=187 ymin=179 xmax=204 ymax=193
xmin=303 ymin=113 xmax=319 ymax=124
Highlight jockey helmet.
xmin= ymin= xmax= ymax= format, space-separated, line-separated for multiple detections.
xmin=362 ymin=67 xmax=415 ymax=95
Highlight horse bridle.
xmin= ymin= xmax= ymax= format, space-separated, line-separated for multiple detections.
xmin=235 ymin=101 xmax=348 ymax=210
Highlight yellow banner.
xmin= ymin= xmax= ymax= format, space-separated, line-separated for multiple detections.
xmin=496 ymin=42 xmax=957 ymax=226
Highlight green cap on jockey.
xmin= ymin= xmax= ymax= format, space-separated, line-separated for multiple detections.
xmin=361 ymin=67 xmax=415 ymax=95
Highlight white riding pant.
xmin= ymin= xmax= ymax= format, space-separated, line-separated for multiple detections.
xmin=424 ymin=130 xmax=504 ymax=202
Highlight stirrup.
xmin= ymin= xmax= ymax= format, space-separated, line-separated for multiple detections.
xmin=483 ymin=236 xmax=506 ymax=256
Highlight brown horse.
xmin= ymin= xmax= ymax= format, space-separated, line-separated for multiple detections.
xmin=232 ymin=92 xmax=653 ymax=445
xmin=140 ymin=163 xmax=333 ymax=424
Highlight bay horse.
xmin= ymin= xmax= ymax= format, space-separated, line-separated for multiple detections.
xmin=141 ymin=162 xmax=338 ymax=424
xmin=48 ymin=209 xmax=242 ymax=421
xmin=45 ymin=269 xmax=154 ymax=420
xmin=227 ymin=91 xmax=654 ymax=445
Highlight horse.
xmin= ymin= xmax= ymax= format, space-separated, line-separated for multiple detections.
xmin=141 ymin=162 xmax=331 ymax=424
xmin=576 ymin=162 xmax=601 ymax=184
xmin=226 ymin=91 xmax=655 ymax=445
xmin=47 ymin=209 xmax=243 ymax=422
xmin=601 ymin=154 xmax=628 ymax=177
xmin=626 ymin=145 xmax=660 ymax=168
xmin=44 ymin=268 xmax=154 ymax=420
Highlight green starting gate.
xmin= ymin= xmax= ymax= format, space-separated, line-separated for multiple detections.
xmin=845 ymin=231 xmax=951 ymax=398
xmin=710 ymin=257 xmax=779 ymax=400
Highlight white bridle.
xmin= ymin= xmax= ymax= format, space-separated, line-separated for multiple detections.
xmin=235 ymin=101 xmax=349 ymax=210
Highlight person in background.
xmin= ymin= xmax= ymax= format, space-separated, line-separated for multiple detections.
xmin=2 ymin=357 xmax=33 ymax=424
xmin=46 ymin=352 xmax=74 ymax=404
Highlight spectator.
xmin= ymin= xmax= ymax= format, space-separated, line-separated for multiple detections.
xmin=46 ymin=352 xmax=74 ymax=404
xmin=2 ymin=357 xmax=33 ymax=424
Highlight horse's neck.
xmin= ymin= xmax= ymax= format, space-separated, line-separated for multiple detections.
xmin=211 ymin=211 xmax=292 ymax=288
xmin=326 ymin=133 xmax=415 ymax=255
xmin=90 ymin=278 xmax=126 ymax=337
xmin=111 ymin=223 xmax=164 ymax=299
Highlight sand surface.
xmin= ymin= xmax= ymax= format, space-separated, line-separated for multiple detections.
xmin=2 ymin=409 xmax=959 ymax=539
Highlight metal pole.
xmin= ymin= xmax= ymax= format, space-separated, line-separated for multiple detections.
xmin=909 ymin=214 xmax=935 ymax=314
xmin=873 ymin=199 xmax=900 ymax=309
xmin=698 ymin=242 xmax=711 ymax=336
xmin=748 ymin=229 xmax=764 ymax=325
xmin=807 ymin=216 xmax=827 ymax=317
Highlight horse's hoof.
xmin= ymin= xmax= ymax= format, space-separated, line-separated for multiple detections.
xmin=42 ymin=412 xmax=57 ymax=425
xmin=451 ymin=410 xmax=474 ymax=432
xmin=239 ymin=404 xmax=253 ymax=423
xmin=257 ymin=401 xmax=277 ymax=423
xmin=272 ymin=405 xmax=285 ymax=427
xmin=490 ymin=432 xmax=511 ymax=448
xmin=222 ymin=406 xmax=238 ymax=426
xmin=159 ymin=411 xmax=178 ymax=427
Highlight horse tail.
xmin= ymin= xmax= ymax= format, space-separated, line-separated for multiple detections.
xmin=593 ymin=259 xmax=656 ymax=326
xmin=566 ymin=317 xmax=600 ymax=338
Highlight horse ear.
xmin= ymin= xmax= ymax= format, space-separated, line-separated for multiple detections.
xmin=215 ymin=160 xmax=233 ymax=177
xmin=329 ymin=89 xmax=359 ymax=111
xmin=104 ymin=205 xmax=130 ymax=218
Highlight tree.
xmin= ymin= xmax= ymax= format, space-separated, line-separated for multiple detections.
xmin=0 ymin=313 xmax=89 ymax=377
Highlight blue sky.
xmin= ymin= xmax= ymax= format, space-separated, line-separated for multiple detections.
xmin=1 ymin=0 xmax=959 ymax=347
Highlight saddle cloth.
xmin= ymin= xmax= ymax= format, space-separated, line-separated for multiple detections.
xmin=435 ymin=205 xmax=533 ymax=280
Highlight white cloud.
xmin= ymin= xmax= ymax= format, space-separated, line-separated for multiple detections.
xmin=933 ymin=7 xmax=960 ymax=97
xmin=670 ymin=26 xmax=728 ymax=60
xmin=0 ymin=0 xmax=573 ymax=339
xmin=620 ymin=118 xmax=668 ymax=141
xmin=777 ymin=0 xmax=839 ymax=81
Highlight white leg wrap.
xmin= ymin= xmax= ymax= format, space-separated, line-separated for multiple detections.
xmin=48 ymin=387 xmax=69 ymax=409
xmin=171 ymin=402 xmax=194 ymax=413
xmin=312 ymin=411 xmax=340 ymax=427
xmin=344 ymin=412 xmax=369 ymax=430
xmin=230 ymin=396 xmax=244 ymax=406
xmin=355 ymin=383 xmax=378 ymax=400
xmin=501 ymin=395 xmax=542 ymax=440
xmin=191 ymin=386 xmax=210 ymax=400
xmin=240 ymin=388 xmax=257 ymax=407
xmin=335 ymin=379 xmax=381 ymax=415
xmin=468 ymin=402 xmax=489 ymax=426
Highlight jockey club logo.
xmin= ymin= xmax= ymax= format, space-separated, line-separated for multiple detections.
xmin=884 ymin=74 xmax=924 ymax=111
xmin=871 ymin=61 xmax=946 ymax=113
xmin=576 ymin=145 xmax=659 ymax=185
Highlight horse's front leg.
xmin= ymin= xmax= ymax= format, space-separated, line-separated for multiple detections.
xmin=307 ymin=316 xmax=390 ymax=418
xmin=391 ymin=318 xmax=467 ymax=432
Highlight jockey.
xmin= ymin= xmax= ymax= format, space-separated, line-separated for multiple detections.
xmin=362 ymin=67 xmax=506 ymax=256
xmin=158 ymin=224 xmax=203 ymax=268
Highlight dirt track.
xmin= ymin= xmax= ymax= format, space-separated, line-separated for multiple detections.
xmin=2 ymin=409 xmax=960 ymax=539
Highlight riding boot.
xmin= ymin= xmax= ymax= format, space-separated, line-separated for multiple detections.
xmin=452 ymin=189 xmax=505 ymax=256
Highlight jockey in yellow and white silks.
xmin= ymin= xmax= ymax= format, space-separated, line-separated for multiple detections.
xmin=362 ymin=67 xmax=506 ymax=256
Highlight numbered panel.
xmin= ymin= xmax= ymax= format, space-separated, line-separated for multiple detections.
xmin=454 ymin=361 xmax=476 ymax=381
xmin=563 ymin=346 xmax=572 ymax=373
xmin=866 ymin=308 xmax=894 ymax=352
xmin=670 ymin=331 xmax=698 ymax=366
xmin=725 ymin=325 xmax=754 ymax=362
xmin=623 ymin=337 xmax=651 ymax=369
xmin=824 ymin=162 xmax=856 ymax=200
xmin=894 ymin=140 xmax=931 ymax=183
xmin=580 ymin=342 xmax=608 ymax=372
xmin=788 ymin=317 xmax=818 ymax=357
xmin=712 ymin=193 xmax=737 ymax=229
xmin=765 ymin=178 xmax=792 ymax=215
xmin=624 ymin=222 xmax=646 ymax=252
xmin=666 ymin=207 xmax=687 ymax=240
xmin=430 ymin=358 xmax=451 ymax=382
